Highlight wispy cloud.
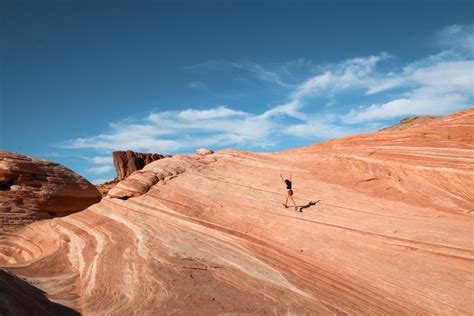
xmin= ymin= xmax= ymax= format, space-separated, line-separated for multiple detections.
xmin=183 ymin=60 xmax=227 ymax=71
xmin=185 ymin=58 xmax=295 ymax=88
xmin=261 ymin=53 xmax=390 ymax=119
xmin=231 ymin=60 xmax=294 ymax=88
xmin=187 ymin=81 xmax=209 ymax=90
xmin=62 ymin=23 xmax=473 ymax=179
xmin=437 ymin=23 xmax=474 ymax=53
xmin=284 ymin=116 xmax=367 ymax=139
xmin=85 ymin=155 xmax=115 ymax=175
xmin=90 ymin=156 xmax=113 ymax=165
xmin=60 ymin=106 xmax=276 ymax=152
xmin=86 ymin=165 xmax=115 ymax=175
xmin=344 ymin=58 xmax=473 ymax=123
xmin=283 ymin=58 xmax=318 ymax=76
xmin=91 ymin=178 xmax=112 ymax=185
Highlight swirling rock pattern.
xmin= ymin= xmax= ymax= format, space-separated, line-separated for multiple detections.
xmin=0 ymin=151 xmax=102 ymax=233
xmin=0 ymin=109 xmax=473 ymax=314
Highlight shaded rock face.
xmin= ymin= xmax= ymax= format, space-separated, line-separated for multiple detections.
xmin=0 ymin=109 xmax=473 ymax=314
xmin=113 ymin=150 xmax=169 ymax=180
xmin=0 ymin=151 xmax=101 ymax=232
xmin=0 ymin=269 xmax=79 ymax=315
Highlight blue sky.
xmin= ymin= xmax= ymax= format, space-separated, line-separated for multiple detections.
xmin=1 ymin=0 xmax=473 ymax=183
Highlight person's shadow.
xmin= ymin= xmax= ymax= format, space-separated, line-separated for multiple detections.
xmin=298 ymin=200 xmax=321 ymax=212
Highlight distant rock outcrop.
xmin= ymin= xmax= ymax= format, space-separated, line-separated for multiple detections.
xmin=113 ymin=150 xmax=170 ymax=180
xmin=95 ymin=179 xmax=118 ymax=197
xmin=196 ymin=148 xmax=214 ymax=156
xmin=380 ymin=115 xmax=437 ymax=131
xmin=0 ymin=151 xmax=101 ymax=232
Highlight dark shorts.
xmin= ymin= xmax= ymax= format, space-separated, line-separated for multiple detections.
xmin=288 ymin=189 xmax=293 ymax=196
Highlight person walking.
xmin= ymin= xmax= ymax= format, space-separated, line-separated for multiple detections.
xmin=280 ymin=173 xmax=298 ymax=211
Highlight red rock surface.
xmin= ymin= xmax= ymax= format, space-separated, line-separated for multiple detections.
xmin=0 ymin=109 xmax=473 ymax=314
xmin=95 ymin=179 xmax=118 ymax=197
xmin=113 ymin=150 xmax=169 ymax=180
xmin=0 ymin=151 xmax=101 ymax=232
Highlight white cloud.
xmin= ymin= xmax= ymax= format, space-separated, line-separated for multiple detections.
xmin=187 ymin=81 xmax=208 ymax=90
xmin=344 ymin=60 xmax=473 ymax=123
xmin=177 ymin=106 xmax=247 ymax=120
xmin=284 ymin=119 xmax=362 ymax=139
xmin=64 ymin=135 xmax=181 ymax=153
xmin=63 ymin=23 xmax=473 ymax=179
xmin=261 ymin=100 xmax=306 ymax=120
xmin=261 ymin=53 xmax=390 ymax=120
xmin=283 ymin=58 xmax=318 ymax=75
xmin=344 ymin=92 xmax=468 ymax=124
xmin=412 ymin=61 xmax=473 ymax=92
xmin=437 ymin=24 xmax=474 ymax=54
xmin=86 ymin=165 xmax=114 ymax=175
xmin=232 ymin=60 xmax=294 ymax=88
xmin=61 ymin=106 xmax=277 ymax=152
xmin=90 ymin=156 xmax=113 ymax=165
xmin=91 ymin=178 xmax=113 ymax=185
xmin=292 ymin=53 xmax=390 ymax=100
xmin=183 ymin=60 xmax=227 ymax=71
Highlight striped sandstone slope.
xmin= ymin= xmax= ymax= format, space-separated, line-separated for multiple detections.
xmin=0 ymin=108 xmax=472 ymax=315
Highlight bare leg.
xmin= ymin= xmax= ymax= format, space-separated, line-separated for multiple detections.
xmin=289 ymin=196 xmax=298 ymax=211
xmin=284 ymin=196 xmax=289 ymax=208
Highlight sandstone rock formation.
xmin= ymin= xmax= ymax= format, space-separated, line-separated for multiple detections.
xmin=95 ymin=179 xmax=118 ymax=197
xmin=0 ymin=109 xmax=473 ymax=314
xmin=0 ymin=151 xmax=102 ymax=232
xmin=113 ymin=150 xmax=170 ymax=180
xmin=107 ymin=157 xmax=188 ymax=200
xmin=196 ymin=148 xmax=214 ymax=156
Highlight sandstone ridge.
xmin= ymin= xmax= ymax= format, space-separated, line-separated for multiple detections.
xmin=0 ymin=108 xmax=473 ymax=314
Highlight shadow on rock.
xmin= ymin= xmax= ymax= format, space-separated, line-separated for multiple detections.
xmin=299 ymin=200 xmax=321 ymax=211
xmin=0 ymin=269 xmax=80 ymax=316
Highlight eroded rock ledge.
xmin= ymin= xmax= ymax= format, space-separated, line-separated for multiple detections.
xmin=0 ymin=151 xmax=101 ymax=232
xmin=107 ymin=154 xmax=212 ymax=200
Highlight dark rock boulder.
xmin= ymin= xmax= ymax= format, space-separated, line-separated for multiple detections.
xmin=112 ymin=150 xmax=170 ymax=180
